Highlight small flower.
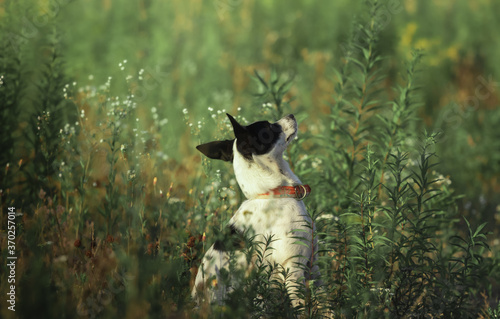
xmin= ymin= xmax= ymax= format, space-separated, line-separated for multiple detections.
xmin=127 ymin=170 xmax=136 ymax=180
xmin=147 ymin=242 xmax=155 ymax=255
xmin=106 ymin=235 xmax=114 ymax=243
xmin=187 ymin=236 xmax=196 ymax=248
xmin=57 ymin=205 xmax=65 ymax=214
xmin=39 ymin=189 xmax=46 ymax=199
xmin=182 ymin=108 xmax=188 ymax=114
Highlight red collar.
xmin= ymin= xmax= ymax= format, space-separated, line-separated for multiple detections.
xmin=256 ymin=184 xmax=311 ymax=200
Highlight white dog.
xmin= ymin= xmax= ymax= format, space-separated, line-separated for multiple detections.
xmin=192 ymin=113 xmax=319 ymax=306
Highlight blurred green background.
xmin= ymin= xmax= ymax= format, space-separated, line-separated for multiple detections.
xmin=3 ymin=0 xmax=500 ymax=206
xmin=1 ymin=0 xmax=500 ymax=317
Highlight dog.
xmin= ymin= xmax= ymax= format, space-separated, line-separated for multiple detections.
xmin=192 ymin=113 xmax=319 ymax=307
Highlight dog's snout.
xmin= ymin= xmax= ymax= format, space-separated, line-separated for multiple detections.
xmin=277 ymin=114 xmax=298 ymax=143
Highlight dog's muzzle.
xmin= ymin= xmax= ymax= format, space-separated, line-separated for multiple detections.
xmin=278 ymin=114 xmax=298 ymax=142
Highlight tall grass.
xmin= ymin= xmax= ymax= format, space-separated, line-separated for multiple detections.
xmin=1 ymin=0 xmax=499 ymax=318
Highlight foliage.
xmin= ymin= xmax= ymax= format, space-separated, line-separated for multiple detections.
xmin=0 ymin=0 xmax=499 ymax=318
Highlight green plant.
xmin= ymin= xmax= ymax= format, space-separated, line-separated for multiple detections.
xmin=1 ymin=0 xmax=499 ymax=318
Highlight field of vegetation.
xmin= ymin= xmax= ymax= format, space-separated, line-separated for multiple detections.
xmin=1 ymin=0 xmax=500 ymax=318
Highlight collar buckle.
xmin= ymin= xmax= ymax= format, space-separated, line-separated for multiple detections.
xmin=294 ymin=184 xmax=308 ymax=200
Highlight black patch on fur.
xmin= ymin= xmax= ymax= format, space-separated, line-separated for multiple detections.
xmin=213 ymin=224 xmax=246 ymax=252
xmin=280 ymin=169 xmax=285 ymax=175
xmin=196 ymin=139 xmax=234 ymax=162
xmin=227 ymin=114 xmax=282 ymax=160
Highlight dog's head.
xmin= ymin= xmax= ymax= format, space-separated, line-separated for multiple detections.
xmin=196 ymin=113 xmax=297 ymax=162
xmin=197 ymin=114 xmax=300 ymax=197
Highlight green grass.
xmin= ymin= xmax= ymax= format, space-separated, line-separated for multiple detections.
xmin=1 ymin=0 xmax=500 ymax=318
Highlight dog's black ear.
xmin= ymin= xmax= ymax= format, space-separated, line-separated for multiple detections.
xmin=196 ymin=139 xmax=234 ymax=162
xmin=226 ymin=113 xmax=246 ymax=140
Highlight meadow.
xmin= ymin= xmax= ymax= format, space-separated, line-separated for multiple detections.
xmin=1 ymin=0 xmax=500 ymax=318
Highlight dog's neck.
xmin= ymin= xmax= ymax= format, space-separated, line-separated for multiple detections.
xmin=233 ymin=145 xmax=301 ymax=199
